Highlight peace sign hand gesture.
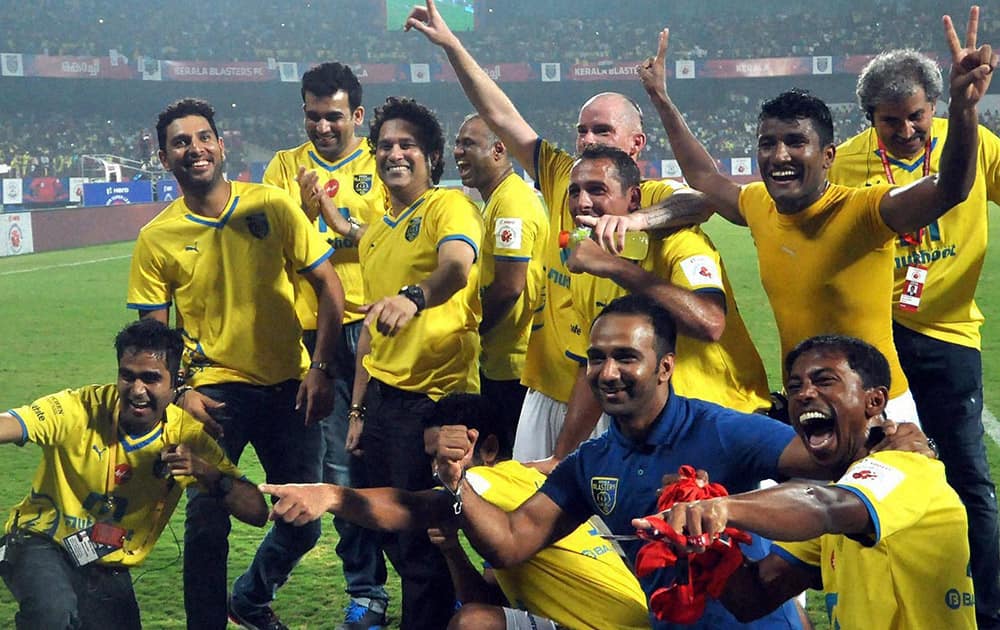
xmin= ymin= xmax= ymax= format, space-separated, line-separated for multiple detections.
xmin=944 ymin=6 xmax=997 ymax=109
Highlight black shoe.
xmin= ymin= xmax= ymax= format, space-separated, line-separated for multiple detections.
xmin=228 ymin=596 xmax=289 ymax=630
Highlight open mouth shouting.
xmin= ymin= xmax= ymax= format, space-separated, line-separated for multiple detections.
xmin=796 ymin=408 xmax=837 ymax=455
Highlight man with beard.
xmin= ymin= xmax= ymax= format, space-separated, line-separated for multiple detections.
xmin=640 ymin=335 xmax=975 ymax=629
xmin=263 ymin=62 xmax=391 ymax=630
xmin=0 ymin=319 xmax=266 ymax=629
xmin=127 ymin=98 xmax=345 ymax=630
xmin=628 ymin=11 xmax=995 ymax=422
xmin=828 ymin=46 xmax=1000 ymax=628
xmin=406 ymin=0 xmax=713 ymax=471
xmin=453 ymin=113 xmax=548 ymax=447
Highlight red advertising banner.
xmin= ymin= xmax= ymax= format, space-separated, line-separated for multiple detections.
xmin=27 ymin=55 xmax=137 ymax=79
xmin=160 ymin=60 xmax=276 ymax=82
xmin=435 ymin=62 xmax=535 ymax=82
xmin=569 ymin=60 xmax=642 ymax=81
xmin=701 ymin=57 xmax=813 ymax=78
xmin=351 ymin=63 xmax=407 ymax=83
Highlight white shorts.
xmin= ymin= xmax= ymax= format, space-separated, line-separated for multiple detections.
xmin=512 ymin=389 xmax=610 ymax=462
xmin=886 ymin=388 xmax=920 ymax=427
xmin=503 ymin=607 xmax=559 ymax=630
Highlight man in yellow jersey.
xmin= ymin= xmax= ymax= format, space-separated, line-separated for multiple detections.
xmin=405 ymin=0 xmax=712 ymax=469
xmin=340 ymin=96 xmax=482 ymax=629
xmin=0 ymin=319 xmax=267 ymax=630
xmin=630 ymin=13 xmax=995 ymax=424
xmin=262 ymin=61 xmax=390 ymax=630
xmin=454 ymin=114 xmax=548 ymax=449
xmin=127 ymin=98 xmax=345 ymax=630
xmin=261 ymin=393 xmax=651 ymax=630
xmin=564 ymin=144 xmax=770 ymax=426
xmin=828 ymin=48 xmax=1000 ymax=629
xmin=641 ymin=335 xmax=975 ymax=630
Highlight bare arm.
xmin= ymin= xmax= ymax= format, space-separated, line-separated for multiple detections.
xmin=161 ymin=444 xmax=268 ymax=526
xmin=346 ymin=325 xmax=372 ymax=455
xmin=405 ymin=0 xmax=540 ymax=176
xmin=480 ymin=259 xmax=528 ymax=334
xmin=428 ymin=526 xmax=507 ymax=605
xmin=721 ymin=553 xmax=821 ymax=622
xmin=879 ymin=8 xmax=997 ymax=233
xmin=299 ymin=260 xmax=346 ymax=423
xmin=576 ymin=188 xmax=716 ymax=253
xmin=566 ymin=239 xmax=726 ymax=340
xmin=639 ymin=28 xmax=744 ymax=224
xmin=0 ymin=413 xmax=25 ymax=444
xmin=306 ymin=167 xmax=368 ymax=242
xmin=362 ymin=239 xmax=476 ymax=337
xmin=436 ymin=425 xmax=582 ymax=567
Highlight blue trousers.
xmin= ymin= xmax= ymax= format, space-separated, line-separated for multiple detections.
xmin=183 ymin=380 xmax=322 ymax=630
xmin=894 ymin=322 xmax=1000 ymax=626
xmin=306 ymin=322 xmax=389 ymax=604
xmin=1 ymin=533 xmax=140 ymax=630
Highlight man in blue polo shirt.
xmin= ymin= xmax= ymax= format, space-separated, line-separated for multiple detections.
xmin=434 ymin=293 xmax=933 ymax=629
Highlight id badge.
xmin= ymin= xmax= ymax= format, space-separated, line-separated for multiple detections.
xmin=899 ymin=264 xmax=927 ymax=312
xmin=62 ymin=523 xmax=127 ymax=567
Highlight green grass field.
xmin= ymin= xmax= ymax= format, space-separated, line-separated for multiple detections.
xmin=0 ymin=206 xmax=998 ymax=628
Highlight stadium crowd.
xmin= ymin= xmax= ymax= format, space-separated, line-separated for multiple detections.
xmin=2 ymin=2 xmax=1000 ymax=630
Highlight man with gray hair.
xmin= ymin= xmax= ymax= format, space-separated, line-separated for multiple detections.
xmin=828 ymin=39 xmax=1000 ymax=629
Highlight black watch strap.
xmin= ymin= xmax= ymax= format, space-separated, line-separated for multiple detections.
xmin=399 ymin=285 xmax=426 ymax=312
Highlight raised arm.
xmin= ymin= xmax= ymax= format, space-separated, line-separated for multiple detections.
xmin=639 ymin=28 xmax=744 ymax=224
xmin=405 ymin=0 xmax=540 ymax=176
xmin=880 ymin=6 xmax=997 ymax=233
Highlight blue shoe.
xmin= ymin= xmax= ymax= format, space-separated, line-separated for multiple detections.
xmin=336 ymin=599 xmax=387 ymax=630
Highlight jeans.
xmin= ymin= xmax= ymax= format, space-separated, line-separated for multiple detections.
xmin=361 ymin=379 xmax=456 ymax=629
xmin=306 ymin=322 xmax=389 ymax=605
xmin=183 ymin=380 xmax=322 ymax=630
xmin=1 ymin=533 xmax=140 ymax=630
xmin=894 ymin=322 xmax=1000 ymax=625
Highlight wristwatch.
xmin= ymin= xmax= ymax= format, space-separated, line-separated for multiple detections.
xmin=398 ymin=285 xmax=426 ymax=313
xmin=309 ymin=360 xmax=335 ymax=378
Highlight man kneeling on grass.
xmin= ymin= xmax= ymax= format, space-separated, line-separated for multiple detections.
xmin=636 ymin=334 xmax=975 ymax=629
xmin=0 ymin=319 xmax=267 ymax=629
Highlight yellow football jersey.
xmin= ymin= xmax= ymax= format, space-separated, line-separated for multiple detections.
xmin=777 ymin=451 xmax=975 ymax=629
xmin=829 ymin=118 xmax=1000 ymax=350
xmin=528 ymin=140 xmax=678 ymax=403
xmin=264 ymin=141 xmax=384 ymax=328
xmin=127 ymin=181 xmax=333 ymax=387
xmin=479 ymin=173 xmax=549 ymax=382
xmin=6 ymin=384 xmax=242 ymax=568
xmin=566 ymin=227 xmax=770 ymax=413
xmin=360 ymin=187 xmax=484 ymax=399
xmin=738 ymin=181 xmax=908 ymax=397
xmin=467 ymin=461 xmax=650 ymax=630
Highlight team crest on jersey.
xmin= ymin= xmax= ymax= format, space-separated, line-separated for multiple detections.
xmin=405 ymin=216 xmax=422 ymax=242
xmin=245 ymin=213 xmax=270 ymax=239
xmin=354 ymin=174 xmax=373 ymax=195
xmin=591 ymin=477 xmax=619 ymax=515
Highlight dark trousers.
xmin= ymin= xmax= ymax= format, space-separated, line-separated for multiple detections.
xmin=361 ymin=379 xmax=456 ymax=630
xmin=183 ymin=380 xmax=322 ymax=630
xmin=1 ymin=533 xmax=140 ymax=630
xmin=894 ymin=322 xmax=1000 ymax=625
xmin=305 ymin=323 xmax=389 ymax=604
xmin=480 ymin=372 xmax=527 ymax=454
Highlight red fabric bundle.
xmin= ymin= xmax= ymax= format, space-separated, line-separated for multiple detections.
xmin=634 ymin=465 xmax=751 ymax=624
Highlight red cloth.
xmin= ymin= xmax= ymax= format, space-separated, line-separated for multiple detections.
xmin=634 ymin=465 xmax=751 ymax=624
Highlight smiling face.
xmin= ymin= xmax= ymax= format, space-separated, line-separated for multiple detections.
xmin=786 ymin=347 xmax=886 ymax=474
xmin=116 ymin=347 xmax=174 ymax=434
xmin=586 ymin=313 xmax=673 ymax=425
xmin=576 ymin=93 xmax=646 ymax=159
xmin=756 ymin=116 xmax=835 ymax=214
xmin=871 ymin=87 xmax=935 ymax=160
xmin=453 ymin=116 xmax=501 ymax=191
xmin=375 ymin=118 xmax=433 ymax=206
xmin=304 ymin=89 xmax=363 ymax=162
xmin=569 ymin=157 xmax=640 ymax=220
xmin=158 ymin=114 xmax=226 ymax=194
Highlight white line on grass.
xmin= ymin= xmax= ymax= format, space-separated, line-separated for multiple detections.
xmin=0 ymin=254 xmax=131 ymax=276
xmin=984 ymin=406 xmax=1000 ymax=447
